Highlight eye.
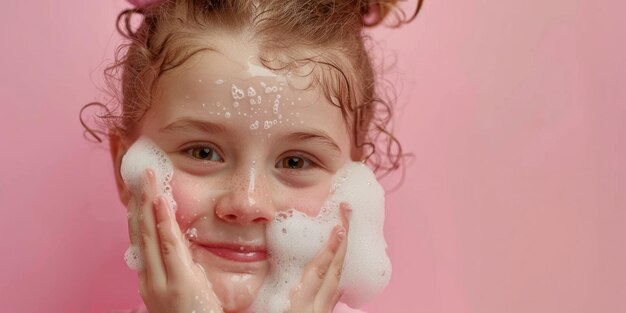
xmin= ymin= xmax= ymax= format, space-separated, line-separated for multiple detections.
xmin=185 ymin=145 xmax=223 ymax=162
xmin=276 ymin=155 xmax=312 ymax=169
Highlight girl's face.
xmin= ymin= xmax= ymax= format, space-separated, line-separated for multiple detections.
xmin=133 ymin=41 xmax=353 ymax=311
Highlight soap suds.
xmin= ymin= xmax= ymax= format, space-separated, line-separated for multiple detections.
xmin=185 ymin=227 xmax=198 ymax=241
xmin=248 ymin=87 xmax=257 ymax=97
xmin=124 ymin=245 xmax=143 ymax=271
xmin=248 ymin=162 xmax=391 ymax=312
xmin=120 ymin=137 xmax=177 ymax=271
xmin=206 ymin=77 xmax=306 ymax=133
xmin=232 ymin=84 xmax=245 ymax=100
xmin=246 ymin=61 xmax=276 ymax=77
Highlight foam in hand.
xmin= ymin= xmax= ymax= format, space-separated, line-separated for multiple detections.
xmin=120 ymin=136 xmax=176 ymax=271
xmin=249 ymin=162 xmax=391 ymax=312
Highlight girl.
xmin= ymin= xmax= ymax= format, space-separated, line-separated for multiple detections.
xmin=84 ymin=0 xmax=423 ymax=312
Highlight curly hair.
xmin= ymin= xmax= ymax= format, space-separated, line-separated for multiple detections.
xmin=81 ymin=0 xmax=424 ymax=178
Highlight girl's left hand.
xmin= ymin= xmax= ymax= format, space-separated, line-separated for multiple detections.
xmin=286 ymin=203 xmax=351 ymax=313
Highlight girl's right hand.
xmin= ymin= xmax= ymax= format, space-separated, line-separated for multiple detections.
xmin=286 ymin=203 xmax=352 ymax=313
xmin=127 ymin=169 xmax=223 ymax=313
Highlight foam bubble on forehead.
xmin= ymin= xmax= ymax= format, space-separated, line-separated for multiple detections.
xmin=246 ymin=61 xmax=277 ymax=77
xmin=249 ymin=162 xmax=391 ymax=312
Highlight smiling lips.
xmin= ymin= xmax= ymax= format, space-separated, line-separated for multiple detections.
xmin=198 ymin=242 xmax=268 ymax=262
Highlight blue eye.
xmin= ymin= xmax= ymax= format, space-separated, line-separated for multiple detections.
xmin=276 ymin=156 xmax=312 ymax=169
xmin=186 ymin=146 xmax=223 ymax=162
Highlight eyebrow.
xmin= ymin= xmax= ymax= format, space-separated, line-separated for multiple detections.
xmin=159 ymin=118 xmax=227 ymax=134
xmin=284 ymin=130 xmax=342 ymax=156
xmin=159 ymin=118 xmax=342 ymax=155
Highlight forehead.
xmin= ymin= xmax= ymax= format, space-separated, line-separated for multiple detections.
xmin=147 ymin=42 xmax=350 ymax=143
xmin=155 ymin=48 xmax=322 ymax=114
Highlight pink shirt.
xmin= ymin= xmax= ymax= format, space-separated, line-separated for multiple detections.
xmin=112 ymin=302 xmax=366 ymax=313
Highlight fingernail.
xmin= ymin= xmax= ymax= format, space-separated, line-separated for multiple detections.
xmin=345 ymin=207 xmax=353 ymax=221
xmin=143 ymin=169 xmax=154 ymax=191
xmin=159 ymin=196 xmax=175 ymax=219
xmin=143 ymin=170 xmax=149 ymax=183
xmin=336 ymin=227 xmax=346 ymax=241
xmin=144 ymin=168 xmax=154 ymax=179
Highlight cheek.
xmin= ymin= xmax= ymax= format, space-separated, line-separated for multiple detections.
xmin=170 ymin=168 xmax=334 ymax=221
xmin=169 ymin=172 xmax=221 ymax=227
xmin=281 ymin=182 xmax=332 ymax=217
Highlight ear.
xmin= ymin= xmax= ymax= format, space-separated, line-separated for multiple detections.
xmin=109 ymin=133 xmax=131 ymax=206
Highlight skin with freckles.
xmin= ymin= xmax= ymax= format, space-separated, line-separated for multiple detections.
xmin=113 ymin=32 xmax=355 ymax=312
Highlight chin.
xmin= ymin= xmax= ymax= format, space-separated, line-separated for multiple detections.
xmin=208 ymin=269 xmax=266 ymax=312
xmin=223 ymin=298 xmax=253 ymax=313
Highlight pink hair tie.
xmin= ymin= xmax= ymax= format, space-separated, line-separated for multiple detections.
xmin=126 ymin=0 xmax=161 ymax=8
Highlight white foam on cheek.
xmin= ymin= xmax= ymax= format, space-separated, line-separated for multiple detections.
xmin=120 ymin=136 xmax=177 ymax=271
xmin=249 ymin=162 xmax=391 ymax=312
xmin=250 ymin=209 xmax=338 ymax=313
xmin=332 ymin=163 xmax=390 ymax=307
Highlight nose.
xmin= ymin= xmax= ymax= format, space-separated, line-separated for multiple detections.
xmin=214 ymin=165 xmax=275 ymax=225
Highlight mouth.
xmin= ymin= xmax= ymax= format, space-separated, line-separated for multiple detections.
xmin=196 ymin=242 xmax=268 ymax=263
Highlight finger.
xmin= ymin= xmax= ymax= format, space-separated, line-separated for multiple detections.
xmin=316 ymin=203 xmax=351 ymax=310
xmin=127 ymin=196 xmax=146 ymax=281
xmin=153 ymin=194 xmax=194 ymax=283
xmin=296 ymin=224 xmax=346 ymax=304
xmin=339 ymin=202 xmax=352 ymax=232
xmin=127 ymin=196 xmax=140 ymax=246
xmin=139 ymin=169 xmax=166 ymax=289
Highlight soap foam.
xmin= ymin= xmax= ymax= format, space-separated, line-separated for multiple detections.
xmin=120 ymin=137 xmax=176 ymax=271
xmin=331 ymin=163 xmax=390 ymax=307
xmin=246 ymin=61 xmax=277 ymax=77
xmin=249 ymin=162 xmax=391 ymax=312
xmin=124 ymin=245 xmax=143 ymax=271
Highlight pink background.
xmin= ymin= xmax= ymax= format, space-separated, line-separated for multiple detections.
xmin=1 ymin=0 xmax=624 ymax=312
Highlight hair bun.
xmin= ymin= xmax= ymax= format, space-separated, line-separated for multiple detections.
xmin=361 ymin=0 xmax=424 ymax=27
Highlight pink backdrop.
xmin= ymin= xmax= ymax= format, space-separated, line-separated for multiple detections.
xmin=1 ymin=1 xmax=624 ymax=312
